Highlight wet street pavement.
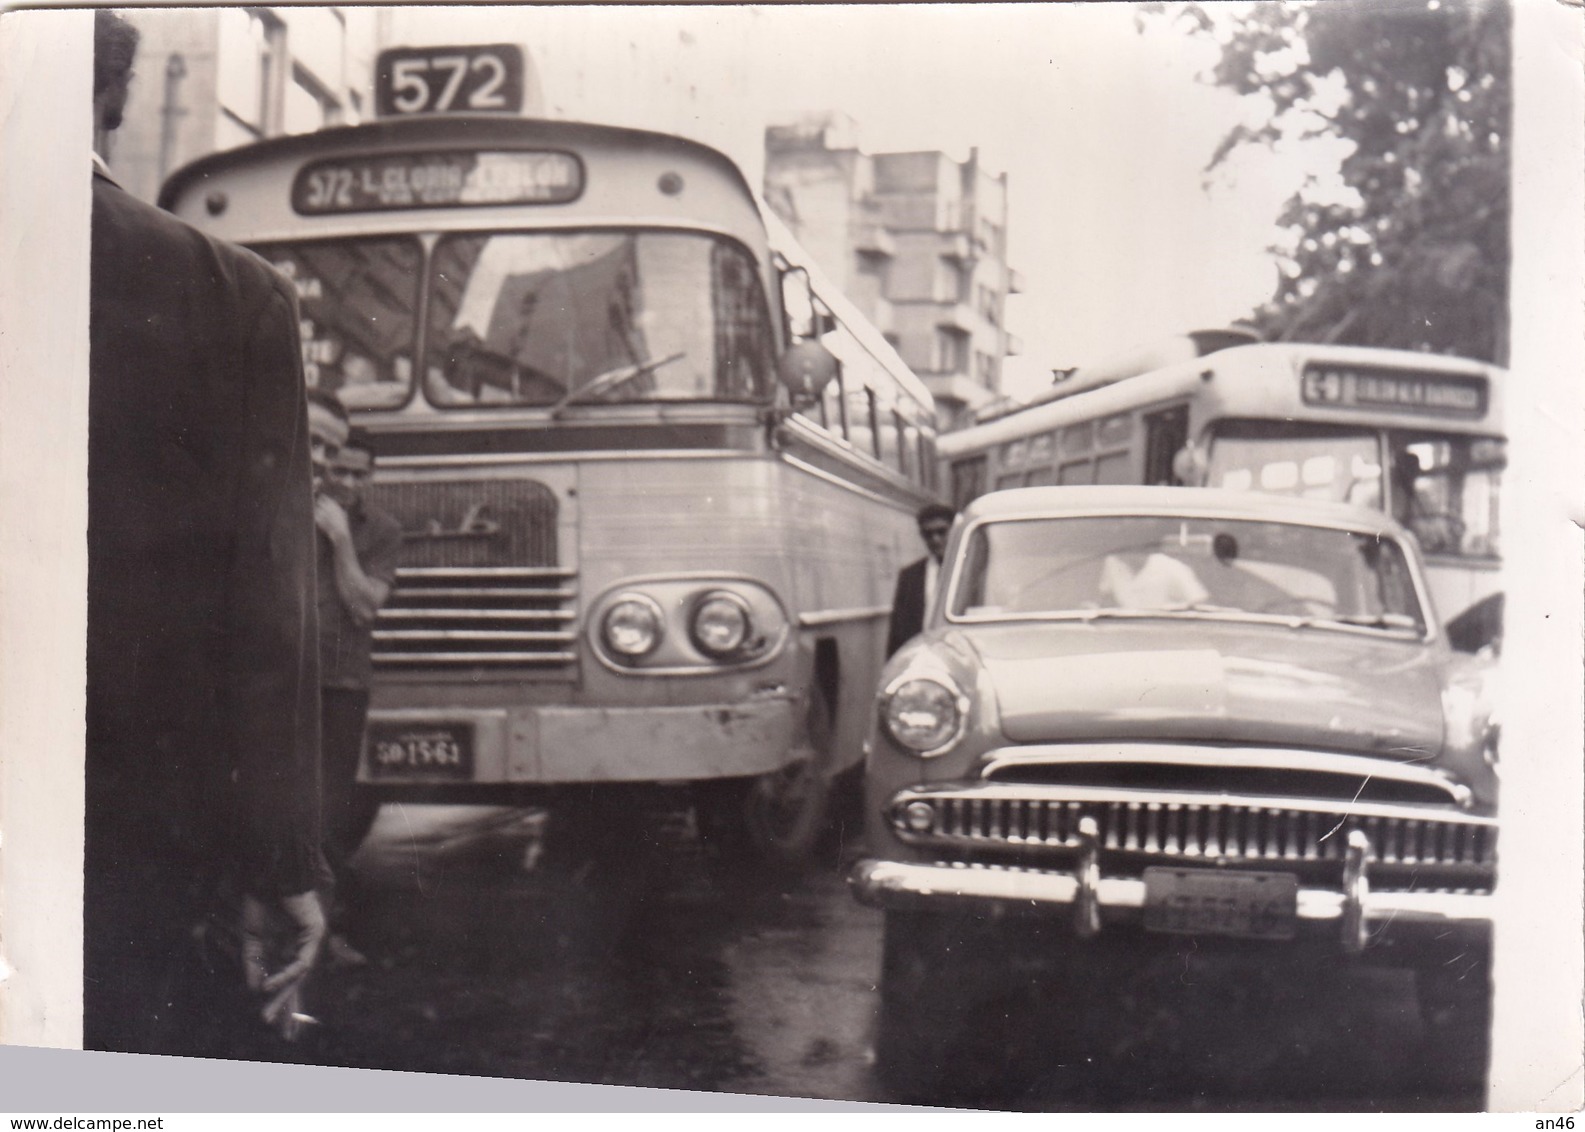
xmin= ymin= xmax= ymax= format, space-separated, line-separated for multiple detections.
xmin=290 ymin=801 xmax=1486 ymax=1111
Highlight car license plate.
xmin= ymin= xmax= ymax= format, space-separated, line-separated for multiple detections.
xmin=1143 ymin=867 xmax=1298 ymax=940
xmin=367 ymin=722 xmax=474 ymax=779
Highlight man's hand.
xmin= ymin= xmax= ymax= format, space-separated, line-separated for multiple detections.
xmin=314 ymin=494 xmax=351 ymax=542
xmin=240 ymin=890 xmax=327 ymax=1040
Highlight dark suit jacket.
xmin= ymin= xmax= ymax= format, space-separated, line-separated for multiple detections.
xmin=88 ymin=170 xmax=322 ymax=897
xmin=886 ymin=556 xmax=931 ymax=658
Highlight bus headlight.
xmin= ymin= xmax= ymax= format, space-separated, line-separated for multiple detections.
xmin=881 ymin=675 xmax=967 ymax=755
xmin=601 ymin=594 xmax=665 ymax=661
xmin=690 ymin=591 xmax=754 ymax=659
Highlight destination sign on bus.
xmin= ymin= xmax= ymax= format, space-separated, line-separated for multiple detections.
xmin=376 ymin=45 xmax=525 ymax=117
xmin=1300 ymin=363 xmax=1487 ymax=417
xmin=291 ymin=151 xmax=583 ymax=215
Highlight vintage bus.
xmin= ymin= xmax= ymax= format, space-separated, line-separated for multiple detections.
xmin=159 ymin=112 xmax=940 ymax=867
xmin=939 ymin=335 xmax=1505 ymax=636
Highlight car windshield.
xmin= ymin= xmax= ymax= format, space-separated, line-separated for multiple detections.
xmin=950 ymin=514 xmax=1426 ymax=633
xmin=424 ymin=231 xmax=774 ymax=408
xmin=1206 ymin=420 xmax=1503 ymax=560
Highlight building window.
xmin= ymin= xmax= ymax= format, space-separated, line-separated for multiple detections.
xmin=975 ymin=350 xmax=997 ymax=387
xmin=935 ymin=328 xmax=969 ymax=374
xmin=977 ymin=283 xmax=1000 ymax=326
xmin=937 ymin=259 xmax=971 ymax=303
xmin=217 ymin=8 xmax=285 ymax=137
xmin=285 ymin=62 xmax=342 ymax=135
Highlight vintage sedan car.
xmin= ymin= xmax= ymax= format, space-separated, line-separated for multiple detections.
xmin=851 ymin=486 xmax=1498 ymax=1093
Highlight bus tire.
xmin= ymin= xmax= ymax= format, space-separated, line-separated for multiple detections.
xmin=695 ymin=682 xmax=834 ymax=873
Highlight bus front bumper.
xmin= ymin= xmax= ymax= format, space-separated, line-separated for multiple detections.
xmin=360 ymin=696 xmax=797 ymax=786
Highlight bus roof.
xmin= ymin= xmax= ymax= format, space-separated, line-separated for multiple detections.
xmin=940 ymin=341 xmax=1505 ymax=457
xmin=157 ymin=115 xmax=766 ymax=250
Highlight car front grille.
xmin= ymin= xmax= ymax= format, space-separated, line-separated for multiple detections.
xmin=889 ymin=787 xmax=1497 ymax=891
xmin=364 ymin=478 xmax=576 ymax=670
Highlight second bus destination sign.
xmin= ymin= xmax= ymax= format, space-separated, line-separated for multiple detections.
xmin=292 ymin=150 xmax=584 ymax=214
xmin=1301 ymin=362 xmax=1487 ymax=417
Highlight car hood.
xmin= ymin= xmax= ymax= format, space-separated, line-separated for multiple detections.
xmin=964 ymin=618 xmax=1445 ymax=756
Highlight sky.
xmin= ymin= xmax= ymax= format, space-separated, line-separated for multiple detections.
xmin=381 ymin=3 xmax=1341 ymax=403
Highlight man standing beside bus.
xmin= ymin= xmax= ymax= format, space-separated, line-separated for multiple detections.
xmin=309 ymin=400 xmax=403 ymax=960
xmin=887 ymin=504 xmax=956 ymax=657
xmin=87 ymin=8 xmax=326 ymax=1055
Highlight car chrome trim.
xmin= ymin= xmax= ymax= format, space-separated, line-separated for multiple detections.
xmin=850 ymin=856 xmax=1495 ymax=941
xmin=890 ymin=781 xmax=1495 ymax=828
xmin=1073 ymin=816 xmax=1101 ymax=937
xmin=1342 ymin=830 xmax=1372 ymax=954
xmin=976 ymin=745 xmax=1476 ymax=809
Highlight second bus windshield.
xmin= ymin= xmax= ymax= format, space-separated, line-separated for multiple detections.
xmin=1204 ymin=420 xmax=1503 ymax=560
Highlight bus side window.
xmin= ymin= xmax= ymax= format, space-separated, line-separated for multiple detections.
xmin=1144 ymin=404 xmax=1190 ymax=485
xmin=1095 ymin=450 xmax=1133 ymax=485
xmin=865 ymin=387 xmax=882 ymax=460
xmin=879 ymin=405 xmax=903 ymax=474
xmin=1059 ymin=459 xmax=1093 ymax=486
xmin=825 ymin=363 xmax=849 ymax=440
xmin=952 ymin=455 xmax=987 ymax=509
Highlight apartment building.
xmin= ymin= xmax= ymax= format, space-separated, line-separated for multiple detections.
xmin=99 ymin=8 xmax=381 ymax=204
xmin=764 ymin=113 xmax=1022 ymax=431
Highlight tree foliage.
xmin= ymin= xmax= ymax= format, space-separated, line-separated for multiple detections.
xmin=1148 ymin=0 xmax=1510 ymax=363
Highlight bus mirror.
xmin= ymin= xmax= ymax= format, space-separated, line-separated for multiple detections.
xmin=1172 ymin=443 xmax=1208 ymax=486
xmin=781 ymin=266 xmax=817 ymax=339
xmin=778 ymin=340 xmax=839 ymax=408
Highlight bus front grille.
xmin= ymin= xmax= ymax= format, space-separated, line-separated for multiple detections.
xmin=365 ymin=478 xmax=572 ymax=669
xmin=373 ymin=567 xmax=577 ymax=668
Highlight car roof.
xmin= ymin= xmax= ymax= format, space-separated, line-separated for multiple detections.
xmin=959 ymin=485 xmax=1413 ymax=539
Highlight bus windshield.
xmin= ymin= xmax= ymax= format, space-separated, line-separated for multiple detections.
xmin=426 ymin=231 xmax=773 ymax=408
xmin=256 ymin=230 xmax=775 ymax=411
xmin=257 ymin=236 xmax=422 ymax=411
xmin=1205 ymin=420 xmax=1503 ymax=560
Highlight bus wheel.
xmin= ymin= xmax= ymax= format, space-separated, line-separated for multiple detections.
xmin=695 ymin=684 xmax=834 ymax=873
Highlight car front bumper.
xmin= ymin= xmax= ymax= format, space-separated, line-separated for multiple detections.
xmin=851 ymin=826 xmax=1493 ymax=953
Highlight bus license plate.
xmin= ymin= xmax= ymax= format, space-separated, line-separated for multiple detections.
xmin=1143 ymin=868 xmax=1298 ymax=940
xmin=367 ymin=722 xmax=474 ymax=779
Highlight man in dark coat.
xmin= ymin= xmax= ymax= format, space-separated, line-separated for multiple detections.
xmin=86 ymin=9 xmax=326 ymax=1056
xmin=886 ymin=503 xmax=956 ymax=657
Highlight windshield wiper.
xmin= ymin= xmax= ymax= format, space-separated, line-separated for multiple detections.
xmin=549 ymin=352 xmax=687 ymax=417
xmin=1332 ymin=613 xmax=1420 ymax=631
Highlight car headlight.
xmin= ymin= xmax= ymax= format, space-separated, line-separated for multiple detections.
xmin=881 ymin=675 xmax=967 ymax=755
xmin=690 ymin=591 xmax=754 ymax=659
xmin=601 ymin=594 xmax=665 ymax=661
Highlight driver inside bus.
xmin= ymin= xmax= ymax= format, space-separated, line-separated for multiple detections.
xmin=1391 ymin=449 xmax=1462 ymax=554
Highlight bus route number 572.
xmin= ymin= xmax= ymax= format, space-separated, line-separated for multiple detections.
xmin=375 ymin=44 xmax=526 ymax=118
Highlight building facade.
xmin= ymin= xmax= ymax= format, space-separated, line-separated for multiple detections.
xmin=764 ymin=114 xmax=1022 ymax=431
xmin=100 ymin=8 xmax=381 ymax=204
